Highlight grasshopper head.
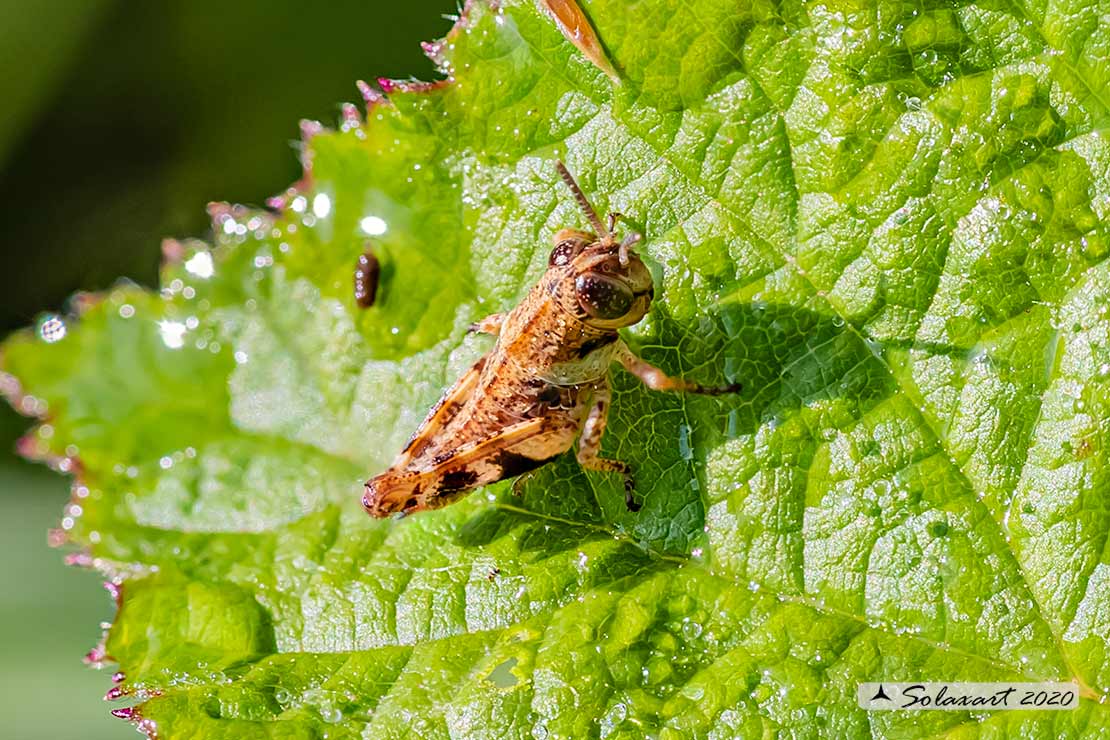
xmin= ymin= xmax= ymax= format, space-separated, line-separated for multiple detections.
xmin=549 ymin=162 xmax=654 ymax=329
xmin=548 ymin=231 xmax=653 ymax=329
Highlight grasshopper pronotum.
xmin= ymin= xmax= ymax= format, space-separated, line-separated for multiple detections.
xmin=362 ymin=163 xmax=740 ymax=517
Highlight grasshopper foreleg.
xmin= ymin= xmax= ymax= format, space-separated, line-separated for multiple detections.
xmin=467 ymin=313 xmax=506 ymax=336
xmin=576 ymin=383 xmax=639 ymax=511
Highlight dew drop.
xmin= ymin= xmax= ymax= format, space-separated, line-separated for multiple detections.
xmin=682 ymin=620 xmax=704 ymax=640
xmin=184 ymin=251 xmax=214 ymax=279
xmin=681 ymin=685 xmax=705 ymax=700
xmin=38 ymin=315 xmax=66 ymax=343
xmin=600 ymin=702 xmax=627 ymax=737
xmin=158 ymin=320 xmax=187 ymax=349
xmin=928 ymin=521 xmax=949 ymax=537
xmin=360 ymin=215 xmax=388 ymax=235
xmin=678 ymin=424 xmax=693 ymax=460
xmin=726 ymin=409 xmax=739 ymax=438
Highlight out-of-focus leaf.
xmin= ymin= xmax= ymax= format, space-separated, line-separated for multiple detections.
xmin=0 ymin=0 xmax=112 ymax=167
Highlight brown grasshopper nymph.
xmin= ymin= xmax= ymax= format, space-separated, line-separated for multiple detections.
xmin=362 ymin=162 xmax=741 ymax=518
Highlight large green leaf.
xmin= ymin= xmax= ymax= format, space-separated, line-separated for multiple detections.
xmin=4 ymin=0 xmax=1110 ymax=736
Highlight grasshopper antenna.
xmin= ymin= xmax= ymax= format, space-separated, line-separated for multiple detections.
xmin=556 ymin=161 xmax=609 ymax=239
xmin=617 ymin=232 xmax=641 ymax=267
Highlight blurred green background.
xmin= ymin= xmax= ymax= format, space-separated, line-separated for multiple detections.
xmin=0 ymin=1 xmax=450 ymax=736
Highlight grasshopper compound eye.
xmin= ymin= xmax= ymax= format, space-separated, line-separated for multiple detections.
xmin=549 ymin=239 xmax=584 ymax=267
xmin=575 ymin=272 xmax=634 ymax=320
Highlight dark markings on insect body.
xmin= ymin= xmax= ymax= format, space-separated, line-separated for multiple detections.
xmin=578 ymin=331 xmax=619 ymax=355
xmin=354 ymin=247 xmax=380 ymax=308
xmin=360 ymin=162 xmax=742 ymax=519
xmin=439 ymin=469 xmax=481 ymax=491
xmin=496 ymin=450 xmax=555 ymax=479
xmin=536 ymin=383 xmax=562 ymax=405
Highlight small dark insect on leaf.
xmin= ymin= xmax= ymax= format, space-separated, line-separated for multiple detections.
xmin=354 ymin=246 xmax=380 ymax=308
xmin=487 ymin=567 xmax=501 ymax=581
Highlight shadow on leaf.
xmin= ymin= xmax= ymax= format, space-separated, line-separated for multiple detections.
xmin=456 ymin=300 xmax=896 ymax=557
